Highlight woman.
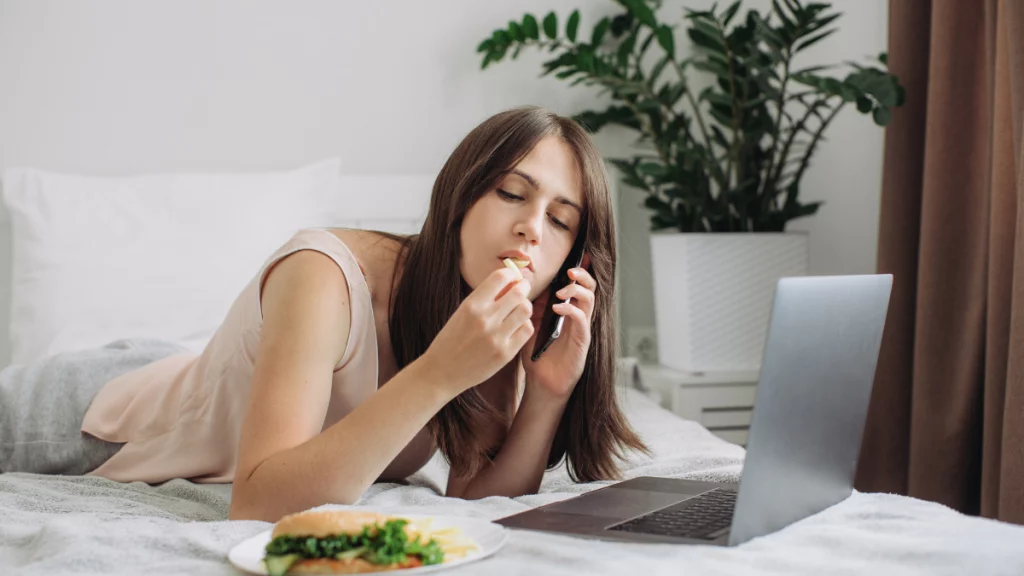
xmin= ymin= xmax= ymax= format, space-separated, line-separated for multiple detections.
xmin=63 ymin=106 xmax=648 ymax=522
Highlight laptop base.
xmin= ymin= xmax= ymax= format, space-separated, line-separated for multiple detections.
xmin=494 ymin=476 xmax=737 ymax=546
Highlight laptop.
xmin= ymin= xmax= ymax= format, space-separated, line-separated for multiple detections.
xmin=496 ymin=274 xmax=893 ymax=547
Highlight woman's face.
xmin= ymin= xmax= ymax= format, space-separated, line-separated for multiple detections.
xmin=460 ymin=135 xmax=585 ymax=300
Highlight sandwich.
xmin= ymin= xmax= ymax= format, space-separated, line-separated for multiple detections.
xmin=262 ymin=510 xmax=478 ymax=575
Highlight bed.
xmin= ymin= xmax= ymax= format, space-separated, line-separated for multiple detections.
xmin=0 ymin=165 xmax=1022 ymax=575
xmin=3 ymin=386 xmax=1023 ymax=575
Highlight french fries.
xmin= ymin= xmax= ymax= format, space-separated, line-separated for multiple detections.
xmin=502 ymin=257 xmax=529 ymax=280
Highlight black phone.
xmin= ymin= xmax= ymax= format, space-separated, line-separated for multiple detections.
xmin=531 ymin=226 xmax=588 ymax=361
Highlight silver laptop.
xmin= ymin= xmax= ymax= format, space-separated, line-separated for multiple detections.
xmin=496 ymin=274 xmax=893 ymax=547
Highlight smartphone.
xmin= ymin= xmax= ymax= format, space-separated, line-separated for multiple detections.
xmin=531 ymin=227 xmax=588 ymax=362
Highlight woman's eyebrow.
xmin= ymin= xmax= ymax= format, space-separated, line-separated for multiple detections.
xmin=511 ymin=169 xmax=583 ymax=213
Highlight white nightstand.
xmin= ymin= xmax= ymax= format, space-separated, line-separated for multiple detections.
xmin=637 ymin=364 xmax=759 ymax=446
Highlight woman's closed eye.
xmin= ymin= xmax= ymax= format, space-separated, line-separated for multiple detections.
xmin=498 ymin=189 xmax=570 ymax=231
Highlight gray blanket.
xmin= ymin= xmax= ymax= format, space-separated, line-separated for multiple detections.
xmin=0 ymin=339 xmax=188 ymax=475
xmin=1 ymin=343 xmax=1023 ymax=575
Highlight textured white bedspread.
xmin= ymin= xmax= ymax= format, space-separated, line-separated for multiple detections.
xmin=2 ymin=388 xmax=1022 ymax=575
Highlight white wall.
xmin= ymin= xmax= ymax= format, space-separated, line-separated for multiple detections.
xmin=0 ymin=0 xmax=887 ymax=366
xmin=0 ymin=0 xmax=619 ymax=174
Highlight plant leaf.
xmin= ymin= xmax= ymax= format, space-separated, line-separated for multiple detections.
xmin=692 ymin=19 xmax=725 ymax=50
xmin=771 ymin=0 xmax=798 ymax=36
xmin=592 ymin=17 xmax=611 ymax=46
xmin=700 ymin=89 xmax=733 ymax=108
xmin=856 ymin=95 xmax=873 ymax=113
xmin=649 ymin=54 xmax=671 ymax=84
xmin=805 ymin=13 xmax=842 ymax=37
xmin=693 ymin=58 xmax=730 ymax=79
xmin=567 ymin=10 xmax=580 ymax=42
xmin=543 ymin=12 xmax=558 ymax=39
xmin=522 ymin=14 xmax=539 ymax=39
xmin=688 ymin=28 xmax=725 ymax=51
xmin=541 ymin=52 xmax=576 ymax=75
xmin=638 ymin=162 xmax=670 ymax=177
xmin=795 ymin=28 xmax=836 ymax=52
xmin=578 ymin=49 xmax=595 ymax=73
xmin=710 ymin=125 xmax=730 ymax=148
xmin=508 ymin=21 xmax=525 ymax=42
xmin=637 ymin=29 xmax=656 ymax=60
xmin=751 ymin=12 xmax=785 ymax=48
xmin=617 ymin=30 xmax=638 ymax=66
xmin=664 ymin=82 xmax=688 ymax=106
xmin=792 ymin=64 xmax=833 ymax=76
xmin=611 ymin=13 xmax=635 ymax=38
xmin=656 ymin=25 xmax=675 ymax=58
xmin=872 ymin=106 xmax=892 ymax=125
xmin=846 ymin=70 xmax=898 ymax=107
xmin=722 ymin=0 xmax=743 ymax=26
xmin=623 ymin=0 xmax=658 ymax=28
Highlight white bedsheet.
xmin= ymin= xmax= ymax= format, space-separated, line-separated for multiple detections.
xmin=1 ymin=388 xmax=1022 ymax=575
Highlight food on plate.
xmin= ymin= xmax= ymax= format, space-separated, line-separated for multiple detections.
xmin=261 ymin=510 xmax=479 ymax=575
xmin=502 ymin=257 xmax=529 ymax=279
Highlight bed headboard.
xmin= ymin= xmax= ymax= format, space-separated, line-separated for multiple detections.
xmin=315 ymin=175 xmax=435 ymax=235
xmin=0 ymin=173 xmax=436 ymax=368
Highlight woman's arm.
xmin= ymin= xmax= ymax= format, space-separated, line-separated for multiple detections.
xmin=229 ymin=251 xmax=457 ymax=522
xmin=445 ymin=383 xmax=567 ymax=500
xmin=446 ymin=262 xmax=600 ymax=500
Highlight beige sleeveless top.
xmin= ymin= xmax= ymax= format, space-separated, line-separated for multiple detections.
xmin=81 ymin=228 xmax=436 ymax=484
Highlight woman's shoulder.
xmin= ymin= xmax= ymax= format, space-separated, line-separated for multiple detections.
xmin=252 ymin=229 xmax=373 ymax=329
xmin=323 ymin=228 xmax=371 ymax=270
xmin=325 ymin=228 xmax=408 ymax=264
xmin=321 ymin=228 xmax=408 ymax=292
xmin=266 ymin=228 xmax=386 ymax=284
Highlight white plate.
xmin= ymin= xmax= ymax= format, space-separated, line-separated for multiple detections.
xmin=229 ymin=514 xmax=508 ymax=575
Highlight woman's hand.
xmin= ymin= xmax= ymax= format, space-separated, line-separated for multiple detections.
xmin=422 ymin=267 xmax=534 ymax=395
xmin=520 ymin=255 xmax=596 ymax=401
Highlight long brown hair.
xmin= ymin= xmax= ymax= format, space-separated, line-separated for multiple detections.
xmin=383 ymin=105 xmax=649 ymax=482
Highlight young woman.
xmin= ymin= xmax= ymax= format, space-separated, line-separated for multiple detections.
xmin=70 ymin=106 xmax=649 ymax=522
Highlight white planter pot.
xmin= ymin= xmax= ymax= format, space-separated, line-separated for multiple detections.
xmin=649 ymin=232 xmax=809 ymax=372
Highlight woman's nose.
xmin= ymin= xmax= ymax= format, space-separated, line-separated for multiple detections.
xmin=514 ymin=211 xmax=544 ymax=244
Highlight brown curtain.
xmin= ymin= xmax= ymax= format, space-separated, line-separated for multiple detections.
xmin=855 ymin=0 xmax=1024 ymax=524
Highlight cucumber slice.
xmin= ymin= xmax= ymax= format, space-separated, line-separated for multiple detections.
xmin=335 ymin=546 xmax=367 ymax=560
xmin=263 ymin=553 xmax=300 ymax=576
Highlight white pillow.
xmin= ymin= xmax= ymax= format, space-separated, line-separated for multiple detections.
xmin=1 ymin=158 xmax=342 ymax=365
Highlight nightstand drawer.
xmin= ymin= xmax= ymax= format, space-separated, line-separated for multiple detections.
xmin=711 ymin=429 xmax=750 ymax=446
xmin=701 ymin=407 xmax=753 ymax=428
xmin=672 ymin=385 xmax=757 ymax=422
xmin=635 ymin=364 xmax=759 ymax=446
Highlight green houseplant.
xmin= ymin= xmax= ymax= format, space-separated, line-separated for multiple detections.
xmin=475 ymin=0 xmax=904 ymax=233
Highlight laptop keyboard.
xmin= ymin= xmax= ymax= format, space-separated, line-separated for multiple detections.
xmin=607 ymin=488 xmax=738 ymax=540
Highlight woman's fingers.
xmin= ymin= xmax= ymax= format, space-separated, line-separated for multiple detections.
xmin=495 ymin=278 xmax=532 ymax=320
xmin=567 ymin=267 xmax=597 ymax=291
xmin=554 ymin=283 xmax=595 ymax=319
xmin=500 ymin=296 xmax=534 ymax=336
xmin=552 ymin=301 xmax=589 ymax=329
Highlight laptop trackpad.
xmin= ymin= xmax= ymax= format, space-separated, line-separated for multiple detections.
xmin=545 ymin=488 xmax=687 ymax=519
